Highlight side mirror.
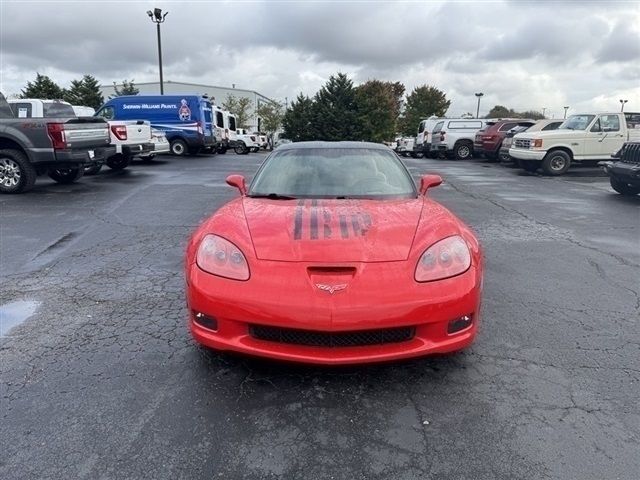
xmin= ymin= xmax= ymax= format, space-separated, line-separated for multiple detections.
xmin=419 ymin=174 xmax=443 ymax=195
xmin=226 ymin=174 xmax=247 ymax=195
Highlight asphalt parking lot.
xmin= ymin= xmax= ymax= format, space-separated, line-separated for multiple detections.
xmin=1 ymin=151 xmax=638 ymax=480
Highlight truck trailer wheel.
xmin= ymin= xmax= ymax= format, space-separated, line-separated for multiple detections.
xmin=48 ymin=167 xmax=84 ymax=184
xmin=106 ymin=153 xmax=131 ymax=171
xmin=542 ymin=150 xmax=571 ymax=175
xmin=170 ymin=139 xmax=188 ymax=156
xmin=0 ymin=149 xmax=37 ymax=194
xmin=610 ymin=177 xmax=640 ymax=196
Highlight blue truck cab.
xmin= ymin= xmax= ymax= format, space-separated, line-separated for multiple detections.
xmin=96 ymin=95 xmax=215 ymax=156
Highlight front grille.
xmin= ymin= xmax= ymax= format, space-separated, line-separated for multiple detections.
xmin=620 ymin=142 xmax=640 ymax=164
xmin=249 ymin=325 xmax=416 ymax=347
xmin=514 ymin=138 xmax=531 ymax=149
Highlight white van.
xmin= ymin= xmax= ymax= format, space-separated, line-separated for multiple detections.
xmin=415 ymin=116 xmax=447 ymax=157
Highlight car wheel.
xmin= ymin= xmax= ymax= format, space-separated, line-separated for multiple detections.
xmin=610 ymin=177 xmax=640 ymax=196
xmin=454 ymin=142 xmax=472 ymax=160
xmin=84 ymin=164 xmax=102 ymax=175
xmin=0 ymin=149 xmax=37 ymax=194
xmin=106 ymin=153 xmax=131 ymax=171
xmin=234 ymin=142 xmax=249 ymax=155
xmin=48 ymin=167 xmax=84 ymax=184
xmin=542 ymin=150 xmax=571 ymax=175
xmin=498 ymin=151 xmax=511 ymax=162
xmin=519 ymin=160 xmax=539 ymax=172
xmin=170 ymin=139 xmax=188 ymax=156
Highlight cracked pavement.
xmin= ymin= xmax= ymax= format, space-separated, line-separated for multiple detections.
xmin=1 ymin=153 xmax=638 ymax=479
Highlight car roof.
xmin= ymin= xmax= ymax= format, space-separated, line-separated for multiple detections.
xmin=275 ymin=141 xmax=390 ymax=151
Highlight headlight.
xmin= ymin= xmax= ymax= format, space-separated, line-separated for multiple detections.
xmin=196 ymin=234 xmax=250 ymax=280
xmin=531 ymin=139 xmax=543 ymax=148
xmin=415 ymin=236 xmax=471 ymax=282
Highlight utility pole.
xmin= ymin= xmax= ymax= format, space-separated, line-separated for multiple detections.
xmin=475 ymin=93 xmax=484 ymax=118
xmin=147 ymin=8 xmax=169 ymax=95
xmin=620 ymin=99 xmax=628 ymax=112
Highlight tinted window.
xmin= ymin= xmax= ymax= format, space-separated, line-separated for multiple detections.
xmin=43 ymin=102 xmax=76 ymax=118
xmin=499 ymin=122 xmax=518 ymax=131
xmin=11 ymin=102 xmax=32 ymax=118
xmin=541 ymin=122 xmax=562 ymax=131
xmin=0 ymin=94 xmax=16 ymax=118
xmin=418 ymin=121 xmax=425 ymax=134
xmin=590 ymin=119 xmax=601 ymax=132
xmin=625 ymin=113 xmax=640 ymax=129
xmin=96 ymin=106 xmax=115 ymax=120
xmin=600 ymin=115 xmax=620 ymax=132
xmin=215 ymin=111 xmax=224 ymax=127
xmin=228 ymin=116 xmax=236 ymax=131
xmin=432 ymin=121 xmax=445 ymax=133
xmin=250 ymin=148 xmax=416 ymax=199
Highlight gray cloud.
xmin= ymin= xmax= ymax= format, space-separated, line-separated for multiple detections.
xmin=596 ymin=23 xmax=640 ymax=63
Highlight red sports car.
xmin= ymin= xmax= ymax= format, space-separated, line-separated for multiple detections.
xmin=185 ymin=142 xmax=483 ymax=364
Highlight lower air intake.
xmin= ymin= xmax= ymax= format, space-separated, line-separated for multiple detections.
xmin=249 ymin=325 xmax=415 ymax=347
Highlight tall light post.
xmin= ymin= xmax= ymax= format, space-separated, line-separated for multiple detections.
xmin=541 ymin=107 xmax=546 ymax=118
xmin=475 ymin=92 xmax=484 ymax=118
xmin=620 ymin=99 xmax=628 ymax=112
xmin=563 ymin=106 xmax=569 ymax=119
xmin=147 ymin=8 xmax=169 ymax=95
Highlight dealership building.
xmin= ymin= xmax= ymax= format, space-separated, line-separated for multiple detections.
xmin=99 ymin=81 xmax=275 ymax=131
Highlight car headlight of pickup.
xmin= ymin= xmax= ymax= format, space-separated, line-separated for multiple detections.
xmin=531 ymin=139 xmax=543 ymax=149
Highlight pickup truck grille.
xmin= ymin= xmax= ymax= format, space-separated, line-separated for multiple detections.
xmin=514 ymin=139 xmax=531 ymax=149
xmin=620 ymin=142 xmax=640 ymax=164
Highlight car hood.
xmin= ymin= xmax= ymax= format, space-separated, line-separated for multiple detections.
xmin=242 ymin=198 xmax=424 ymax=262
xmin=514 ymin=129 xmax=582 ymax=140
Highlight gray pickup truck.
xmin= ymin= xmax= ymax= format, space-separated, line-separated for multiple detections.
xmin=0 ymin=92 xmax=115 ymax=193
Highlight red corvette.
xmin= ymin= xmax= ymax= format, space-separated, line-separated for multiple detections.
xmin=185 ymin=142 xmax=483 ymax=364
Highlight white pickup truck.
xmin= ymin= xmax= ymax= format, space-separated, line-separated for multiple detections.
xmin=510 ymin=112 xmax=640 ymax=175
xmin=11 ymin=99 xmax=153 ymax=173
xmin=235 ymin=128 xmax=260 ymax=154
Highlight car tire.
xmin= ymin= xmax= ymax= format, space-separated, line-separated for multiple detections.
xmin=48 ymin=167 xmax=84 ymax=184
xmin=454 ymin=142 xmax=473 ymax=160
xmin=106 ymin=153 xmax=131 ymax=171
xmin=234 ymin=142 xmax=249 ymax=155
xmin=84 ymin=164 xmax=102 ymax=175
xmin=542 ymin=150 xmax=571 ymax=175
xmin=170 ymin=139 xmax=188 ymax=156
xmin=610 ymin=177 xmax=640 ymax=196
xmin=0 ymin=149 xmax=37 ymax=194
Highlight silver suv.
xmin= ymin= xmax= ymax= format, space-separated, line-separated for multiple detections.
xmin=430 ymin=119 xmax=488 ymax=160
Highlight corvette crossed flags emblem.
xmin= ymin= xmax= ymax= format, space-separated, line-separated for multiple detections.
xmin=315 ymin=283 xmax=348 ymax=294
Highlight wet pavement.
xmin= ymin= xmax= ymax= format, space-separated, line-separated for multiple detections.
xmin=0 ymin=152 xmax=638 ymax=479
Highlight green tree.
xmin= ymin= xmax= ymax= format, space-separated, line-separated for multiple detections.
xmin=20 ymin=73 xmax=65 ymax=99
xmin=355 ymin=80 xmax=405 ymax=142
xmin=222 ymin=95 xmax=253 ymax=129
xmin=485 ymin=105 xmax=545 ymax=120
xmin=110 ymin=79 xmax=139 ymax=98
xmin=311 ymin=73 xmax=360 ymax=141
xmin=282 ymin=93 xmax=315 ymax=141
xmin=520 ymin=110 xmax=546 ymax=120
xmin=63 ymin=75 xmax=104 ymax=109
xmin=256 ymin=101 xmax=285 ymax=149
xmin=398 ymin=85 xmax=451 ymax=136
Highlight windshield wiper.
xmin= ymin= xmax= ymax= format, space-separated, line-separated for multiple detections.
xmin=249 ymin=193 xmax=298 ymax=200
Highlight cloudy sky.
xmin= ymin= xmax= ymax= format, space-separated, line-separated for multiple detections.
xmin=1 ymin=0 xmax=639 ymax=118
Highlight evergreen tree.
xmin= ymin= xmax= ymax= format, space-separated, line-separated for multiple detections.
xmin=64 ymin=75 xmax=103 ymax=110
xmin=398 ymin=85 xmax=450 ymax=136
xmin=20 ymin=73 xmax=65 ymax=99
xmin=282 ymin=93 xmax=315 ymax=141
xmin=355 ymin=80 xmax=405 ymax=143
xmin=221 ymin=95 xmax=253 ymax=129
xmin=111 ymin=79 xmax=139 ymax=98
xmin=311 ymin=73 xmax=360 ymax=141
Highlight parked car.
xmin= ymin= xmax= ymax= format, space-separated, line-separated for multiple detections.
xmin=474 ymin=119 xmax=535 ymax=161
xmin=510 ymin=112 xmax=640 ymax=175
xmin=0 ymin=92 xmax=114 ymax=193
xmin=599 ymin=142 xmax=640 ymax=196
xmin=139 ymin=129 xmax=170 ymax=160
xmin=430 ymin=119 xmax=488 ymax=159
xmin=414 ymin=116 xmax=446 ymax=157
xmin=499 ymin=119 xmax=563 ymax=162
xmin=95 ymin=95 xmax=216 ymax=156
xmin=396 ymin=137 xmax=415 ymax=157
xmin=235 ymin=128 xmax=260 ymax=154
xmin=185 ymin=141 xmax=482 ymax=364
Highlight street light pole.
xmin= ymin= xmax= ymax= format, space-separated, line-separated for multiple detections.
xmin=542 ymin=107 xmax=546 ymax=118
xmin=563 ymin=106 xmax=569 ymax=119
xmin=620 ymin=99 xmax=628 ymax=112
xmin=475 ymin=92 xmax=484 ymax=118
xmin=147 ymin=8 xmax=169 ymax=95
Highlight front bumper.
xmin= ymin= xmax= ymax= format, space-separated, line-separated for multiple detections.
xmin=599 ymin=161 xmax=640 ymax=187
xmin=509 ymin=148 xmax=546 ymax=161
xmin=186 ymin=261 xmax=482 ymax=365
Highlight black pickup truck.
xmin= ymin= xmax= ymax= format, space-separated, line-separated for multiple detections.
xmin=599 ymin=142 xmax=640 ymax=196
xmin=0 ymin=92 xmax=115 ymax=193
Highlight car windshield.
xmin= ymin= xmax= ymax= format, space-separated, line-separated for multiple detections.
xmin=43 ymin=101 xmax=76 ymax=117
xmin=560 ymin=115 xmax=595 ymax=130
xmin=249 ymin=147 xmax=417 ymax=199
